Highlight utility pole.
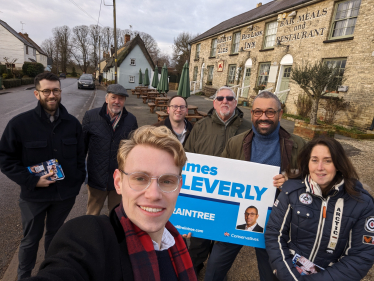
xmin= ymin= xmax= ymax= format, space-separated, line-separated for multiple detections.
xmin=113 ymin=0 xmax=118 ymax=83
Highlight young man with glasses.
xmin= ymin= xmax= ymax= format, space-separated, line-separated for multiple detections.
xmin=204 ymin=91 xmax=305 ymax=281
xmin=82 ymin=84 xmax=138 ymax=216
xmin=154 ymin=95 xmax=193 ymax=145
xmin=184 ymin=86 xmax=251 ymax=275
xmin=25 ymin=126 xmax=197 ymax=281
xmin=0 ymin=72 xmax=86 ymax=280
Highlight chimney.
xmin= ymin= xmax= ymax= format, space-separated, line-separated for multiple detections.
xmin=125 ymin=34 xmax=131 ymax=44
xmin=256 ymin=2 xmax=262 ymax=7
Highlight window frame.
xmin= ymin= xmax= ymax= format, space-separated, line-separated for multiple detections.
xmin=193 ymin=66 xmax=198 ymax=81
xmin=210 ymin=38 xmax=217 ymax=57
xmin=129 ymin=75 xmax=135 ymax=83
xmin=227 ymin=64 xmax=237 ymax=86
xmin=231 ymin=32 xmax=241 ymax=54
xmin=263 ymin=21 xmax=278 ymax=49
xmin=130 ymin=58 xmax=136 ymax=66
xmin=328 ymin=0 xmax=361 ymax=40
xmin=207 ymin=65 xmax=214 ymax=83
xmin=257 ymin=62 xmax=271 ymax=86
xmin=26 ymin=46 xmax=28 ymax=54
xmin=195 ymin=44 xmax=201 ymax=59
xmin=323 ymin=57 xmax=347 ymax=91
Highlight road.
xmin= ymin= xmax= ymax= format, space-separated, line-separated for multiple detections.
xmin=0 ymin=78 xmax=102 ymax=279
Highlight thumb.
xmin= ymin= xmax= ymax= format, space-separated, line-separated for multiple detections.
xmin=41 ymin=170 xmax=54 ymax=179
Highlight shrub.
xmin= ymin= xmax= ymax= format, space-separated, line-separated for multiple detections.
xmin=0 ymin=64 xmax=6 ymax=76
xmin=22 ymin=62 xmax=44 ymax=77
xmin=295 ymin=93 xmax=312 ymax=118
xmin=71 ymin=67 xmax=77 ymax=77
xmin=21 ymin=78 xmax=34 ymax=85
xmin=3 ymin=79 xmax=22 ymax=88
xmin=322 ymin=97 xmax=350 ymax=125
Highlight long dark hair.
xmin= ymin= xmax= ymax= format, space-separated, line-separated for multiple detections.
xmin=288 ymin=136 xmax=359 ymax=197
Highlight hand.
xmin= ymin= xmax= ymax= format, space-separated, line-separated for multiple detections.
xmin=273 ymin=174 xmax=286 ymax=190
xmin=36 ymin=171 xmax=55 ymax=187
xmin=182 ymin=232 xmax=192 ymax=239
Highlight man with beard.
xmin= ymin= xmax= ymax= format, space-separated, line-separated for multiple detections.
xmin=204 ymin=91 xmax=305 ymax=281
xmin=184 ymin=86 xmax=251 ymax=275
xmin=83 ymin=84 xmax=138 ymax=216
xmin=0 ymin=72 xmax=86 ymax=280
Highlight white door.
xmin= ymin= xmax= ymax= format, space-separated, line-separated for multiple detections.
xmin=242 ymin=68 xmax=251 ymax=98
xmin=200 ymin=63 xmax=205 ymax=90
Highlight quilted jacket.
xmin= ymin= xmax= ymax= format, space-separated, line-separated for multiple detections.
xmin=265 ymin=178 xmax=374 ymax=281
xmin=82 ymin=103 xmax=138 ymax=191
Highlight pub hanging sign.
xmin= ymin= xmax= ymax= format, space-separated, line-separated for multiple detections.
xmin=217 ymin=61 xmax=224 ymax=72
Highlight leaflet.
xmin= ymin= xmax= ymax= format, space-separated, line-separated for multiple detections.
xmin=292 ymin=253 xmax=325 ymax=275
xmin=28 ymin=159 xmax=65 ymax=181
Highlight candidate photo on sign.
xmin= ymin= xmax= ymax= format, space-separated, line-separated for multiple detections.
xmin=236 ymin=205 xmax=264 ymax=233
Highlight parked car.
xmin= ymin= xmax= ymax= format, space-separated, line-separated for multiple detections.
xmin=78 ymin=74 xmax=95 ymax=90
xmin=59 ymin=73 xmax=66 ymax=79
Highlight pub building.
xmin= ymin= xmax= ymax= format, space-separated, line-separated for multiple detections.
xmin=189 ymin=0 xmax=374 ymax=129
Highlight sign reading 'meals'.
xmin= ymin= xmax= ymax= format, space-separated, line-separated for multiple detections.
xmin=169 ymin=152 xmax=279 ymax=248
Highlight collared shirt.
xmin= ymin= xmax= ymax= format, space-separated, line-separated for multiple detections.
xmin=44 ymin=108 xmax=60 ymax=123
xmin=174 ymin=120 xmax=188 ymax=144
xmin=152 ymin=228 xmax=175 ymax=251
xmin=245 ymin=223 xmax=258 ymax=231
xmin=215 ymin=110 xmax=236 ymax=127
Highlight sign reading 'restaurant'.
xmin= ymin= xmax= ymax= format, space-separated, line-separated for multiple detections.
xmin=169 ymin=153 xmax=279 ymax=248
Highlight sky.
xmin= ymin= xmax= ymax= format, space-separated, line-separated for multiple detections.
xmin=0 ymin=0 xmax=272 ymax=56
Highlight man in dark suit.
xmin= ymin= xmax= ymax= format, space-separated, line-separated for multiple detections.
xmin=236 ymin=206 xmax=263 ymax=233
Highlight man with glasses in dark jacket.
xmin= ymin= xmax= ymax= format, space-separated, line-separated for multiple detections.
xmin=0 ymin=72 xmax=86 ymax=280
xmin=83 ymin=84 xmax=138 ymax=216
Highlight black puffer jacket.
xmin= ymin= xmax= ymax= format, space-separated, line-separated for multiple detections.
xmin=82 ymin=103 xmax=138 ymax=191
xmin=265 ymin=178 xmax=374 ymax=281
xmin=0 ymin=102 xmax=86 ymax=202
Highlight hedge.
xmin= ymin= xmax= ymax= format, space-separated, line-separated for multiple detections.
xmin=3 ymin=79 xmax=22 ymax=88
xmin=21 ymin=78 xmax=34 ymax=85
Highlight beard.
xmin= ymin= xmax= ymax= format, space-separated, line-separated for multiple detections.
xmin=39 ymin=95 xmax=61 ymax=113
xmin=254 ymin=119 xmax=278 ymax=135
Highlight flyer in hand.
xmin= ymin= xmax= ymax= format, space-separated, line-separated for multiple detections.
xmin=28 ymin=159 xmax=65 ymax=181
xmin=292 ymin=254 xmax=324 ymax=275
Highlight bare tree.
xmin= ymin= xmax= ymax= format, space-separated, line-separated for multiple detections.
xmin=53 ymin=26 xmax=72 ymax=73
xmin=134 ymin=31 xmax=160 ymax=63
xmin=172 ymin=32 xmax=197 ymax=74
xmin=156 ymin=53 xmax=171 ymax=67
xmin=71 ymin=25 xmax=91 ymax=73
xmin=101 ymin=26 xmax=113 ymax=54
xmin=89 ymin=25 xmax=102 ymax=72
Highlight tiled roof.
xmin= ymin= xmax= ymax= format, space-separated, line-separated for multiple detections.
xmin=190 ymin=0 xmax=316 ymax=43
xmin=0 ymin=20 xmax=34 ymax=48
xmin=18 ymin=33 xmax=48 ymax=56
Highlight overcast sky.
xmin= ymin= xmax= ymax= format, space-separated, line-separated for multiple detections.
xmin=0 ymin=0 xmax=272 ymax=56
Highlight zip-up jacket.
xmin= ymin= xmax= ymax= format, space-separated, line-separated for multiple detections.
xmin=265 ymin=178 xmax=374 ymax=281
xmin=82 ymin=103 xmax=138 ymax=191
xmin=184 ymin=108 xmax=251 ymax=156
xmin=0 ymin=102 xmax=86 ymax=202
xmin=153 ymin=117 xmax=193 ymax=146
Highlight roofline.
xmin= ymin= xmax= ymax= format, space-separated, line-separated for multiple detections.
xmin=18 ymin=33 xmax=48 ymax=56
xmin=0 ymin=20 xmax=34 ymax=48
xmin=189 ymin=0 xmax=323 ymax=44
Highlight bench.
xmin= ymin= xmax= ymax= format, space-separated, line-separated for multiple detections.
xmin=131 ymin=89 xmax=136 ymax=95
xmin=141 ymin=95 xmax=148 ymax=104
xmin=197 ymin=111 xmax=208 ymax=117
xmin=186 ymin=115 xmax=203 ymax=124
xmin=148 ymin=103 xmax=155 ymax=113
xmin=136 ymin=92 xmax=141 ymax=98
xmin=156 ymin=111 xmax=169 ymax=122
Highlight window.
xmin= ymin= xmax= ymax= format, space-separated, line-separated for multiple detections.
xmin=195 ymin=44 xmax=201 ymax=59
xmin=227 ymin=64 xmax=237 ymax=85
xmin=210 ymin=39 xmax=217 ymax=57
xmin=207 ymin=65 xmax=214 ymax=83
xmin=231 ymin=32 xmax=241 ymax=54
xmin=130 ymin=59 xmax=136 ymax=66
xmin=193 ymin=66 xmax=198 ymax=81
xmin=257 ymin=63 xmax=271 ymax=86
xmin=330 ymin=0 xmax=361 ymax=38
xmin=129 ymin=76 xmax=135 ymax=83
xmin=33 ymin=48 xmax=36 ymax=56
xmin=263 ymin=21 xmax=278 ymax=49
xmin=26 ymin=46 xmax=28 ymax=54
xmin=324 ymin=58 xmax=347 ymax=88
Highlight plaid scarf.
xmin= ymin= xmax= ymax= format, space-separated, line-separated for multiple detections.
xmin=115 ymin=203 xmax=196 ymax=281
xmin=106 ymin=106 xmax=122 ymax=131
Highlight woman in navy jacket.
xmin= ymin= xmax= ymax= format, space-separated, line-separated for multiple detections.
xmin=265 ymin=136 xmax=374 ymax=281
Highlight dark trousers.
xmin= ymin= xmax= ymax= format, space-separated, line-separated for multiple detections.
xmin=204 ymin=242 xmax=279 ymax=281
xmin=17 ymin=197 xmax=76 ymax=280
xmin=189 ymin=237 xmax=214 ymax=271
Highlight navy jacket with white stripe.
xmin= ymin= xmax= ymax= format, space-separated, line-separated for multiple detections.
xmin=265 ymin=179 xmax=374 ymax=281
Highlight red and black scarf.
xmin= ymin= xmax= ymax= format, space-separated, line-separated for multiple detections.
xmin=115 ymin=204 xmax=196 ymax=281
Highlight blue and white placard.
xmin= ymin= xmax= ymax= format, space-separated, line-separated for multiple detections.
xmin=170 ymin=152 xmax=279 ymax=248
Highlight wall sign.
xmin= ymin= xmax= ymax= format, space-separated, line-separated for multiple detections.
xmin=217 ymin=61 xmax=224 ymax=72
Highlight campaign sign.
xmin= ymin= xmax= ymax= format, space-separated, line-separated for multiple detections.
xmin=169 ymin=152 xmax=279 ymax=248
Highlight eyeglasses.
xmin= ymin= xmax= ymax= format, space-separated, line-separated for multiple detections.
xmin=215 ymin=96 xmax=235 ymax=102
xmin=119 ymin=170 xmax=181 ymax=193
xmin=245 ymin=213 xmax=258 ymax=217
xmin=169 ymin=105 xmax=187 ymax=110
xmin=252 ymin=109 xmax=280 ymax=118
xmin=37 ymin=89 xmax=62 ymax=97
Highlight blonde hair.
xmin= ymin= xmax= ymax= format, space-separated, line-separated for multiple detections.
xmin=117 ymin=125 xmax=187 ymax=173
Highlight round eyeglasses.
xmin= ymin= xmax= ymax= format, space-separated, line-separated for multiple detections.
xmin=37 ymin=89 xmax=62 ymax=97
xmin=251 ymin=109 xmax=280 ymax=118
xmin=119 ymin=170 xmax=181 ymax=193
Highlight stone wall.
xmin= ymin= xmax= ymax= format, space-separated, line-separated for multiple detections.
xmin=189 ymin=0 xmax=374 ymax=129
